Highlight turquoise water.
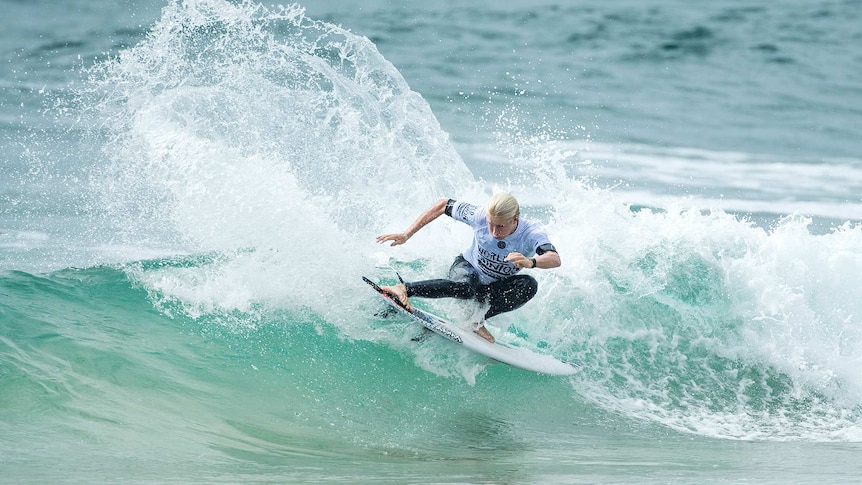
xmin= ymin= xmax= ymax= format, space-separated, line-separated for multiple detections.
xmin=2 ymin=0 xmax=862 ymax=483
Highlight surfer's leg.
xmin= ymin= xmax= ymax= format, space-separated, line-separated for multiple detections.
xmin=447 ymin=256 xmax=497 ymax=343
xmin=404 ymin=255 xmax=482 ymax=300
xmin=483 ymin=274 xmax=538 ymax=320
xmin=399 ymin=256 xmax=498 ymax=343
xmin=405 ymin=278 xmax=477 ymax=299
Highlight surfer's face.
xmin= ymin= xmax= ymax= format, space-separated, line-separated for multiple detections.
xmin=487 ymin=214 xmax=518 ymax=240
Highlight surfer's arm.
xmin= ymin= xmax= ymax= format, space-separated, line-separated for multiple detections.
xmin=505 ymin=250 xmax=561 ymax=269
xmin=534 ymin=250 xmax=561 ymax=269
xmin=376 ymin=198 xmax=449 ymax=247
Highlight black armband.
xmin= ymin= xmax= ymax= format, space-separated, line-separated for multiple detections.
xmin=536 ymin=243 xmax=557 ymax=255
xmin=444 ymin=199 xmax=456 ymax=217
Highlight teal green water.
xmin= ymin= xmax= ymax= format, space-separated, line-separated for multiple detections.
xmin=3 ymin=260 xmax=862 ymax=483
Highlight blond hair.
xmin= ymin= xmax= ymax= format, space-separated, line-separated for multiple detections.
xmin=486 ymin=192 xmax=520 ymax=220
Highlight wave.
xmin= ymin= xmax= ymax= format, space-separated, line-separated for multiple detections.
xmin=20 ymin=0 xmax=856 ymax=443
xmin=0 ymin=265 xmax=586 ymax=474
xmin=4 ymin=220 xmax=862 ymax=445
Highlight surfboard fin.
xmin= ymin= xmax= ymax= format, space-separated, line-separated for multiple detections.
xmin=374 ymin=306 xmax=398 ymax=318
xmin=411 ymin=328 xmax=433 ymax=342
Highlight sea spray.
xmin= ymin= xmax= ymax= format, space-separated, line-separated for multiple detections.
xmin=79 ymin=0 xmax=479 ymax=327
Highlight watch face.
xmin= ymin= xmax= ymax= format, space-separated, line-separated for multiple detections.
xmin=497 ymin=240 xmax=506 ymax=249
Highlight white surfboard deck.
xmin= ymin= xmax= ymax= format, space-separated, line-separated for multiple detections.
xmin=363 ymin=276 xmax=580 ymax=376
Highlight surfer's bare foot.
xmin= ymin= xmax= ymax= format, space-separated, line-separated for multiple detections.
xmin=381 ymin=283 xmax=412 ymax=311
xmin=475 ymin=325 xmax=495 ymax=344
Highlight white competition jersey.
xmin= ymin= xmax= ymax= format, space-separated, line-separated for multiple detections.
xmin=448 ymin=199 xmax=554 ymax=284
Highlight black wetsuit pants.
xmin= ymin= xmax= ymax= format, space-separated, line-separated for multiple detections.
xmin=404 ymin=255 xmax=538 ymax=320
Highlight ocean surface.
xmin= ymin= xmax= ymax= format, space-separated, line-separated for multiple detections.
xmin=2 ymin=0 xmax=862 ymax=483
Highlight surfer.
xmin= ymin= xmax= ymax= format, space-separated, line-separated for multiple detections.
xmin=377 ymin=193 xmax=561 ymax=343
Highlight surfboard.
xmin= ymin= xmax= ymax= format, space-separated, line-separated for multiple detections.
xmin=363 ymin=276 xmax=580 ymax=376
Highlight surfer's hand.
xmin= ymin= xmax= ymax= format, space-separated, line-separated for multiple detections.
xmin=505 ymin=252 xmax=532 ymax=269
xmin=376 ymin=232 xmax=409 ymax=246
